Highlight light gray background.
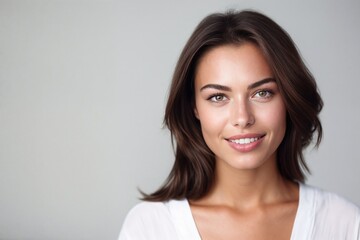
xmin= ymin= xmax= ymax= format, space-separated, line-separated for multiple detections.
xmin=0 ymin=0 xmax=359 ymax=239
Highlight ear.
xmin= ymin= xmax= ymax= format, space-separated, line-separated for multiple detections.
xmin=194 ymin=107 xmax=199 ymax=119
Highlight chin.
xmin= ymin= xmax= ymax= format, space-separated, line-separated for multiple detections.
xmin=219 ymin=152 xmax=277 ymax=172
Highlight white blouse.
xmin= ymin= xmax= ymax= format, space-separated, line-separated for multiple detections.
xmin=118 ymin=183 xmax=360 ymax=239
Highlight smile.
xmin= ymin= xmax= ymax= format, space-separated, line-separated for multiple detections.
xmin=229 ymin=137 xmax=260 ymax=145
xmin=226 ymin=134 xmax=265 ymax=153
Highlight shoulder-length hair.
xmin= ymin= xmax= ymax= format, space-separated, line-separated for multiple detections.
xmin=142 ymin=10 xmax=323 ymax=201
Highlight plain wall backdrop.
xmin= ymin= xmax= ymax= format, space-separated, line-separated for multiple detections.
xmin=0 ymin=0 xmax=359 ymax=239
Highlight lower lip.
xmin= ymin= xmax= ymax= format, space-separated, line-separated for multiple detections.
xmin=227 ymin=137 xmax=264 ymax=153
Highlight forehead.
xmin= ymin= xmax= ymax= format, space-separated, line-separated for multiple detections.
xmin=194 ymin=43 xmax=273 ymax=87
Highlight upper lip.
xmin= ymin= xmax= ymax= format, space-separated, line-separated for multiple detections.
xmin=226 ymin=133 xmax=266 ymax=140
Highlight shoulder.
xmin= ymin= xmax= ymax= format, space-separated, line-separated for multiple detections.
xmin=118 ymin=201 xmax=178 ymax=240
xmin=301 ymin=183 xmax=360 ymax=215
xmin=121 ymin=201 xmax=174 ymax=230
xmin=125 ymin=201 xmax=171 ymax=222
xmin=300 ymin=183 xmax=360 ymax=238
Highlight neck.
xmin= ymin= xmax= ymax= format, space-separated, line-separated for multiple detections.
xmin=200 ymin=155 xmax=298 ymax=210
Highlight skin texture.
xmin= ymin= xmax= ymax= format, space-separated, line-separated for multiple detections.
xmin=191 ymin=43 xmax=299 ymax=240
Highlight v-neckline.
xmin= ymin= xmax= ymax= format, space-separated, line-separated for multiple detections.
xmin=176 ymin=182 xmax=309 ymax=240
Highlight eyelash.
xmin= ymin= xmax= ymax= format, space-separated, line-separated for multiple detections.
xmin=206 ymin=89 xmax=274 ymax=103
xmin=207 ymin=93 xmax=228 ymax=102
xmin=253 ymin=89 xmax=274 ymax=99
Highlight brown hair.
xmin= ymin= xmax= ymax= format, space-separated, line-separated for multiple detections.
xmin=142 ymin=10 xmax=323 ymax=201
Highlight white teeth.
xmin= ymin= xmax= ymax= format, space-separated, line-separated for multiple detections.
xmin=230 ymin=137 xmax=259 ymax=144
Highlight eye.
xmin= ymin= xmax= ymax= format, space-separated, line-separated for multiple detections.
xmin=253 ymin=90 xmax=273 ymax=99
xmin=208 ymin=94 xmax=228 ymax=102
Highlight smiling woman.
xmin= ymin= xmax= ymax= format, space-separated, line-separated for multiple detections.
xmin=118 ymin=10 xmax=360 ymax=240
xmin=194 ymin=44 xmax=287 ymax=175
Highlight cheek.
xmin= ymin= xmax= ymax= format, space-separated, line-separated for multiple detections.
xmin=255 ymin=101 xmax=286 ymax=129
xmin=196 ymin=103 xmax=228 ymax=137
xmin=259 ymin=101 xmax=287 ymax=136
xmin=197 ymin=108 xmax=227 ymax=155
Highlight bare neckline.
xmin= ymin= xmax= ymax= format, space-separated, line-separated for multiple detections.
xmin=183 ymin=182 xmax=304 ymax=240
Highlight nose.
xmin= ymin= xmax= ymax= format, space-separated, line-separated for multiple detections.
xmin=230 ymin=98 xmax=255 ymax=128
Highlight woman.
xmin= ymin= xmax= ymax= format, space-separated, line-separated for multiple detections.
xmin=119 ymin=10 xmax=360 ymax=240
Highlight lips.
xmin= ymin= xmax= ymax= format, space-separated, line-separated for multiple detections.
xmin=225 ymin=134 xmax=265 ymax=152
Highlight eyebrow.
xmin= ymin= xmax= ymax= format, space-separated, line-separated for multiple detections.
xmin=248 ymin=78 xmax=276 ymax=90
xmin=200 ymin=78 xmax=276 ymax=92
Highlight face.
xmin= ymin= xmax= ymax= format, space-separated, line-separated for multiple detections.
xmin=194 ymin=43 xmax=286 ymax=171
